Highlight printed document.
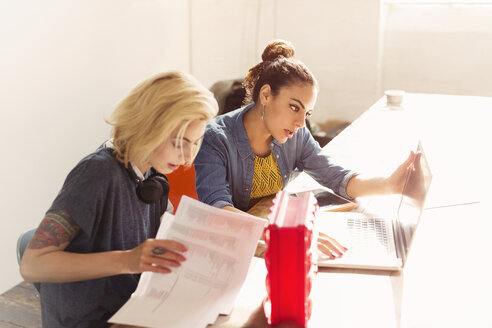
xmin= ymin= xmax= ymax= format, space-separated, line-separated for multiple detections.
xmin=109 ymin=196 xmax=266 ymax=328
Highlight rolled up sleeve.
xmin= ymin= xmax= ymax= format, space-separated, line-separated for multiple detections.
xmin=295 ymin=128 xmax=357 ymax=199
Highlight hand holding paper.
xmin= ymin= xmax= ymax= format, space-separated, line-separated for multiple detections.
xmin=109 ymin=196 xmax=265 ymax=328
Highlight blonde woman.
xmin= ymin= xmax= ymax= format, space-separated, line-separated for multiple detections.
xmin=20 ymin=71 xmax=218 ymax=328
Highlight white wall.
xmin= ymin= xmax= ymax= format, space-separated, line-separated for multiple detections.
xmin=190 ymin=0 xmax=382 ymax=123
xmin=381 ymin=3 xmax=492 ymax=96
xmin=0 ymin=0 xmax=190 ymax=294
xmin=190 ymin=1 xmax=492 ymax=123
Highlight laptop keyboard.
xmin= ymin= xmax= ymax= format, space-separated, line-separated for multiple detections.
xmin=345 ymin=217 xmax=392 ymax=256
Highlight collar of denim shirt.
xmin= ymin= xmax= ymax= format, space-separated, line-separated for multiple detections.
xmin=232 ymin=102 xmax=282 ymax=160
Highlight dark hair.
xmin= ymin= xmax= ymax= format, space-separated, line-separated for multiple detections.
xmin=242 ymin=39 xmax=317 ymax=105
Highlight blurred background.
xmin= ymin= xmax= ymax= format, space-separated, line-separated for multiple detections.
xmin=1 ymin=0 xmax=491 ymax=294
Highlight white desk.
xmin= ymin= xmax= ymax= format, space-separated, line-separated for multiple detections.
xmin=211 ymin=93 xmax=492 ymax=328
xmin=6 ymin=93 xmax=491 ymax=328
xmin=318 ymin=93 xmax=490 ymax=208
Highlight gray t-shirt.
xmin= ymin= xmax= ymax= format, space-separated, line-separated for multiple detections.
xmin=40 ymin=146 xmax=161 ymax=328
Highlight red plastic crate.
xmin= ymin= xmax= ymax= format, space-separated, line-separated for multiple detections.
xmin=263 ymin=191 xmax=318 ymax=327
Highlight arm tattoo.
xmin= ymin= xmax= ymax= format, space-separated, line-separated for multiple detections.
xmin=28 ymin=210 xmax=80 ymax=249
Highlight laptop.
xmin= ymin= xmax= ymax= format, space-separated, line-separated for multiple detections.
xmin=315 ymin=141 xmax=433 ymax=270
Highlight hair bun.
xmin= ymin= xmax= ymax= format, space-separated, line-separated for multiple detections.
xmin=261 ymin=39 xmax=296 ymax=62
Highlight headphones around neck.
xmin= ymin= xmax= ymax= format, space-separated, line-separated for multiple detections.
xmin=104 ymin=141 xmax=170 ymax=214
xmin=127 ymin=166 xmax=169 ymax=206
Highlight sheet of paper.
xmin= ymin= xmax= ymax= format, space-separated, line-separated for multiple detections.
xmin=283 ymin=171 xmax=326 ymax=194
xmin=109 ymin=196 xmax=266 ymax=328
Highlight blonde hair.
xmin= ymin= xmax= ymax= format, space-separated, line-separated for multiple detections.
xmin=107 ymin=71 xmax=218 ymax=168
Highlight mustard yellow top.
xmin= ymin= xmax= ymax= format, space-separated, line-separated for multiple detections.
xmin=249 ymin=152 xmax=284 ymax=208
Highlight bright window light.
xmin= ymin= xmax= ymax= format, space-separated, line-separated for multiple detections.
xmin=385 ymin=0 xmax=492 ymax=3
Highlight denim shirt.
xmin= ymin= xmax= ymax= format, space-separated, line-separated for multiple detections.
xmin=194 ymin=103 xmax=357 ymax=212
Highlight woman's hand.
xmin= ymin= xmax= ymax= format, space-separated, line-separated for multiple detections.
xmin=317 ymin=231 xmax=347 ymax=259
xmin=346 ymin=150 xmax=418 ymax=198
xmin=385 ymin=151 xmax=417 ymax=194
xmin=125 ymin=239 xmax=188 ymax=274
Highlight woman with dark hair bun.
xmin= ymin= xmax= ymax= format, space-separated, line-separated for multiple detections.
xmin=194 ymin=40 xmax=415 ymax=258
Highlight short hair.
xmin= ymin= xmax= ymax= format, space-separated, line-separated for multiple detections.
xmin=243 ymin=39 xmax=318 ymax=105
xmin=107 ymin=71 xmax=218 ymax=168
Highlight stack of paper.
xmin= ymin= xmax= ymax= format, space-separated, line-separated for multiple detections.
xmin=109 ymin=196 xmax=265 ymax=328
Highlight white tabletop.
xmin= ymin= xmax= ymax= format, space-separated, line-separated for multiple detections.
xmin=210 ymin=93 xmax=492 ymax=328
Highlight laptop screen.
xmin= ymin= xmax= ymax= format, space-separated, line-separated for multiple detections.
xmin=394 ymin=142 xmax=433 ymax=264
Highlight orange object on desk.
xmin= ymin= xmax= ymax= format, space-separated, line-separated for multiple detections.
xmin=166 ymin=165 xmax=198 ymax=211
xmin=324 ymin=202 xmax=358 ymax=212
xmin=263 ymin=191 xmax=318 ymax=327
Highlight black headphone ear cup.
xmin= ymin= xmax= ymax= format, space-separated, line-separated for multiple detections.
xmin=160 ymin=176 xmax=170 ymax=196
xmin=128 ymin=165 xmax=170 ymax=206
xmin=137 ymin=178 xmax=164 ymax=204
